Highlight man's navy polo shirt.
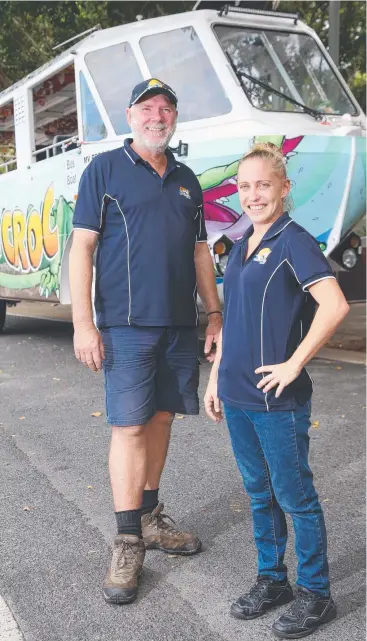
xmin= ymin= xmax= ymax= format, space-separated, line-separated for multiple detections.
xmin=73 ymin=139 xmax=207 ymax=328
xmin=218 ymin=213 xmax=335 ymax=411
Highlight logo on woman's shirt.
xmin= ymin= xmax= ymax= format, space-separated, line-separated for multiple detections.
xmin=253 ymin=248 xmax=272 ymax=264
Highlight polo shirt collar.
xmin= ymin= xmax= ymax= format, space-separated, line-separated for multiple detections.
xmin=123 ymin=138 xmax=176 ymax=170
xmin=123 ymin=138 xmax=140 ymax=164
xmin=242 ymin=212 xmax=292 ymax=244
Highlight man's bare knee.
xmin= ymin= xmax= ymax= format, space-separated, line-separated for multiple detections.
xmin=111 ymin=424 xmax=146 ymax=441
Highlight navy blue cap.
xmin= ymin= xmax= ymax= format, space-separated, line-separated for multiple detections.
xmin=129 ymin=78 xmax=177 ymax=107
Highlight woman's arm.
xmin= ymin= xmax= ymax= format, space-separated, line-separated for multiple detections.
xmin=256 ymin=279 xmax=349 ymax=397
xmin=204 ymin=329 xmax=224 ymax=421
xmin=287 ymin=279 xmax=349 ymax=368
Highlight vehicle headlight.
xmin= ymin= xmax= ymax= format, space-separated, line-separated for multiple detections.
xmin=213 ymin=235 xmax=234 ymax=276
xmin=342 ymin=248 xmax=357 ymax=269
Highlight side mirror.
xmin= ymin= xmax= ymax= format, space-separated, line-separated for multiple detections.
xmin=169 ymin=140 xmax=189 ymax=157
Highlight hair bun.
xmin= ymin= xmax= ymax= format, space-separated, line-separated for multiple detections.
xmin=240 ymin=141 xmax=287 ymax=172
xmin=249 ymin=142 xmax=284 ymax=159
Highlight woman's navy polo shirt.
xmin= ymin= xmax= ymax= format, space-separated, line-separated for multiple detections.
xmin=73 ymin=139 xmax=207 ymax=328
xmin=218 ymin=213 xmax=335 ymax=411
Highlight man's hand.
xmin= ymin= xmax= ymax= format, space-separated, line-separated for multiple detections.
xmin=73 ymin=324 xmax=105 ymax=372
xmin=255 ymin=360 xmax=302 ymax=398
xmin=204 ymin=375 xmax=223 ymax=422
xmin=204 ymin=313 xmax=222 ymax=362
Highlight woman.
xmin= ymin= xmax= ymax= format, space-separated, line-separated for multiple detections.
xmin=204 ymin=142 xmax=349 ymax=639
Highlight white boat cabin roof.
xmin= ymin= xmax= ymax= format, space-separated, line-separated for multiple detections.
xmin=0 ymin=7 xmax=311 ymax=105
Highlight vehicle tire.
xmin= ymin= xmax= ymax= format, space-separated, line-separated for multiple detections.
xmin=0 ymin=300 xmax=6 ymax=333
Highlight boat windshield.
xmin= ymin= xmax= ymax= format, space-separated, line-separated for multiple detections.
xmin=84 ymin=26 xmax=232 ymax=136
xmin=214 ymin=24 xmax=357 ymax=116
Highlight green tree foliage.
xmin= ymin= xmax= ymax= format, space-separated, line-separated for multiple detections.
xmin=0 ymin=1 xmax=193 ymax=88
xmin=0 ymin=1 xmax=365 ymax=110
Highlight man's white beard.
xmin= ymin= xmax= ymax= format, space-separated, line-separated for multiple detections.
xmin=130 ymin=120 xmax=176 ymax=153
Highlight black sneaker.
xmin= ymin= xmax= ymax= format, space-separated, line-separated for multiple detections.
xmin=230 ymin=576 xmax=294 ymax=620
xmin=272 ymin=586 xmax=337 ymax=638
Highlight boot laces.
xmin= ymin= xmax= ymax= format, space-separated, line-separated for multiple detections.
xmin=114 ymin=540 xmax=140 ymax=577
xmin=148 ymin=503 xmax=181 ymax=535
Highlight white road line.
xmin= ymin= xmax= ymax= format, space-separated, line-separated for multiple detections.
xmin=0 ymin=595 xmax=24 ymax=641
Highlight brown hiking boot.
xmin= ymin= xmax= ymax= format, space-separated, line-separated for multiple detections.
xmin=141 ymin=503 xmax=202 ymax=555
xmin=102 ymin=534 xmax=145 ymax=604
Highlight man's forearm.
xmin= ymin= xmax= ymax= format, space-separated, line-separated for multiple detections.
xmin=195 ymin=245 xmax=221 ymax=313
xmin=69 ymin=242 xmax=95 ymax=327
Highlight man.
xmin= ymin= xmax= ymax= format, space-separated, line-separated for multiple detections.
xmin=69 ymin=78 xmax=222 ymax=604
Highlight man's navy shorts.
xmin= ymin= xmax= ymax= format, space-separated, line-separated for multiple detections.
xmin=100 ymin=326 xmax=200 ymax=426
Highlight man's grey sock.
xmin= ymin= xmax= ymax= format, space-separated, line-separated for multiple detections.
xmin=141 ymin=489 xmax=159 ymax=515
xmin=115 ymin=508 xmax=142 ymax=537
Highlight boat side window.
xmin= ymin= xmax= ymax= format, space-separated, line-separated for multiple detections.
xmin=79 ymin=71 xmax=107 ymax=142
xmin=32 ymin=63 xmax=78 ymax=162
xmin=214 ymin=25 xmax=357 ymax=116
xmin=0 ymin=99 xmax=17 ymax=174
xmin=85 ymin=43 xmax=143 ymax=135
xmin=140 ymin=26 xmax=232 ymax=122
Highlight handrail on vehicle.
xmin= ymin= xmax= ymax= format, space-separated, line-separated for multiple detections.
xmin=0 ymin=135 xmax=79 ymax=173
xmin=0 ymin=157 xmax=17 ymax=172
xmin=32 ymin=135 xmax=80 ymax=160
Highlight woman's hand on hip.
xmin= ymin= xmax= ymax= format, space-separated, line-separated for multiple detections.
xmin=204 ymin=377 xmax=223 ymax=422
xmin=255 ymin=360 xmax=302 ymax=398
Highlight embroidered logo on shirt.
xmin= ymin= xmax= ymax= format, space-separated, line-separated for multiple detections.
xmin=179 ymin=186 xmax=191 ymax=199
xmin=253 ymin=248 xmax=272 ymax=264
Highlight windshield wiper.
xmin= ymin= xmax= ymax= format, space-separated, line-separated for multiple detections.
xmin=227 ymin=58 xmax=324 ymax=120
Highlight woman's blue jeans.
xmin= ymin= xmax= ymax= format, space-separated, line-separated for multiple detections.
xmin=224 ymin=401 xmax=330 ymax=595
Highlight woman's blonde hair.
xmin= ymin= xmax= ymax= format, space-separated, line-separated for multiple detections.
xmin=238 ymin=141 xmax=293 ymax=211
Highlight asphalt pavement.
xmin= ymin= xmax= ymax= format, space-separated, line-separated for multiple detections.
xmin=0 ymin=315 xmax=365 ymax=641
